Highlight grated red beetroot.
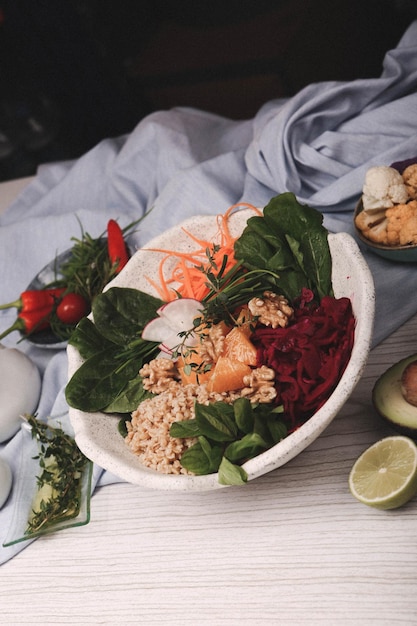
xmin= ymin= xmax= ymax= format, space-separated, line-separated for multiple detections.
xmin=251 ymin=288 xmax=355 ymax=430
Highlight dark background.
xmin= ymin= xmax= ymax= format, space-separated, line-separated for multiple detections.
xmin=0 ymin=0 xmax=415 ymax=182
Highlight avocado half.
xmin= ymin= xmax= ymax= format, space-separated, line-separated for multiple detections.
xmin=373 ymin=354 xmax=417 ymax=438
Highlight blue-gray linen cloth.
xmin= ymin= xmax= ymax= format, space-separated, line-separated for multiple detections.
xmin=1 ymin=21 xmax=417 ymax=562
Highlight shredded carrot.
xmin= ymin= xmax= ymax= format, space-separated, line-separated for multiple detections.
xmin=145 ymin=203 xmax=261 ymax=302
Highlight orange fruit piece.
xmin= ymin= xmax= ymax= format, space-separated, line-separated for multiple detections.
xmin=206 ymin=355 xmax=252 ymax=393
xmin=223 ymin=326 xmax=258 ymax=366
xmin=177 ymin=349 xmax=213 ymax=386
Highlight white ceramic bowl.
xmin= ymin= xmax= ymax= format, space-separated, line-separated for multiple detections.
xmin=68 ymin=210 xmax=375 ymax=491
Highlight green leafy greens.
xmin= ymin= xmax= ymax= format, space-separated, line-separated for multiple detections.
xmin=65 ymin=287 xmax=162 ymax=413
xmin=170 ymin=397 xmax=287 ymax=484
xmin=234 ymin=192 xmax=333 ymax=301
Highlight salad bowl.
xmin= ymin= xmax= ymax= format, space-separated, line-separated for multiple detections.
xmin=68 ymin=208 xmax=375 ymax=491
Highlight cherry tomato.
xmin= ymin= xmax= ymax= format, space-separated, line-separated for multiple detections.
xmin=56 ymin=293 xmax=89 ymax=325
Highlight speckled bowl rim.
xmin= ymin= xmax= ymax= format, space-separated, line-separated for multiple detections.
xmin=68 ymin=209 xmax=375 ymax=492
xmin=354 ymin=199 xmax=417 ymax=262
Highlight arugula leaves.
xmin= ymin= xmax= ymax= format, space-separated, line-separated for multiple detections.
xmin=65 ymin=287 xmax=162 ymax=413
xmin=234 ymin=192 xmax=333 ymax=301
xmin=170 ymin=398 xmax=287 ymax=484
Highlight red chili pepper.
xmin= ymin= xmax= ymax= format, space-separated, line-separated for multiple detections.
xmin=107 ymin=219 xmax=129 ymax=273
xmin=0 ymin=288 xmax=66 ymax=312
xmin=0 ymin=287 xmax=66 ymax=341
xmin=0 ymin=307 xmax=52 ymax=341
xmin=56 ymin=293 xmax=89 ymax=325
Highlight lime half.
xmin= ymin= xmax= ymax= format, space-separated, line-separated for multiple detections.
xmin=349 ymin=436 xmax=417 ymax=510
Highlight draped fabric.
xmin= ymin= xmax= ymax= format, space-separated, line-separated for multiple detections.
xmin=1 ymin=21 xmax=416 ymax=563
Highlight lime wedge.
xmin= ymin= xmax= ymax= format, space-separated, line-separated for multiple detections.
xmin=349 ymin=436 xmax=417 ymax=509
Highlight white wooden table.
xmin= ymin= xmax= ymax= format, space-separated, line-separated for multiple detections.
xmin=1 ymin=177 xmax=417 ymax=625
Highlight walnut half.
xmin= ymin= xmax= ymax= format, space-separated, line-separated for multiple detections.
xmin=248 ymin=291 xmax=293 ymax=328
xmin=140 ymin=358 xmax=180 ymax=394
xmin=240 ymin=366 xmax=277 ymax=403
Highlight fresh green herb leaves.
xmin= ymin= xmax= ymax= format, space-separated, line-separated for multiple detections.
xmin=65 ymin=287 xmax=162 ymax=413
xmin=234 ymin=193 xmax=333 ymax=302
xmin=170 ymin=397 xmax=287 ymax=484
xmin=51 ymin=216 xmax=148 ymax=306
xmin=25 ymin=414 xmax=91 ymax=535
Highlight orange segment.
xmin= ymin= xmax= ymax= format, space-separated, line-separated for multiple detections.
xmin=177 ymin=350 xmax=213 ymax=386
xmin=223 ymin=326 xmax=258 ymax=366
xmin=206 ymin=356 xmax=252 ymax=393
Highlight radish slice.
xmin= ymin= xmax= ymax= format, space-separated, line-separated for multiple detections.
xmin=157 ymin=298 xmax=203 ymax=331
xmin=142 ymin=317 xmax=176 ymax=342
xmin=142 ymin=298 xmax=202 ymax=352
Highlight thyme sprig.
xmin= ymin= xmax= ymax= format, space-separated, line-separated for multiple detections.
xmin=166 ymin=247 xmax=280 ymax=380
xmin=24 ymin=414 xmax=90 ymax=535
xmin=193 ymin=247 xmax=280 ymax=325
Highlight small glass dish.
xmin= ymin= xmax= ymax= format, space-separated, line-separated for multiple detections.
xmin=2 ymin=416 xmax=93 ymax=547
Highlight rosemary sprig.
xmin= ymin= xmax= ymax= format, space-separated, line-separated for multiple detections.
xmin=24 ymin=414 xmax=90 ymax=535
xmin=198 ymin=250 xmax=281 ymax=325
xmin=48 ymin=215 xmax=149 ymax=305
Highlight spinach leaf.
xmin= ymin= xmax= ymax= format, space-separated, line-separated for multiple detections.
xmin=66 ymin=286 xmax=162 ymax=412
xmin=92 ymin=287 xmax=163 ymax=346
xmin=104 ymin=377 xmax=152 ymax=414
xmin=65 ymin=348 xmax=141 ymax=412
xmin=234 ymin=192 xmax=333 ymax=302
xmin=68 ymin=317 xmax=114 ymax=360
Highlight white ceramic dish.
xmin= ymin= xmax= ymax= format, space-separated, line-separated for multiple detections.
xmin=68 ymin=210 xmax=375 ymax=491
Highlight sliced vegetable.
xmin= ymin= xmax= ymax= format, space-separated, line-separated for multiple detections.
xmin=252 ymin=289 xmax=355 ymax=429
xmin=145 ymin=203 xmax=262 ymax=301
xmin=142 ymin=298 xmax=202 ymax=352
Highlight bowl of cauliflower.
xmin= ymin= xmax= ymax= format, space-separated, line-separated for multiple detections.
xmin=354 ymin=159 xmax=417 ymax=262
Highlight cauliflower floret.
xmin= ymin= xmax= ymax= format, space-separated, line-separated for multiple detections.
xmin=354 ymin=208 xmax=389 ymax=245
xmin=385 ymin=200 xmax=417 ymax=246
xmin=402 ymin=164 xmax=417 ymax=200
xmin=362 ymin=165 xmax=409 ymax=210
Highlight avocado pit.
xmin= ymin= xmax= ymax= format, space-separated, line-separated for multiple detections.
xmin=372 ymin=354 xmax=417 ymax=438
xmin=401 ymin=360 xmax=417 ymax=407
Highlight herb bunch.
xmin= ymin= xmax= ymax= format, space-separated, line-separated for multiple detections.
xmin=50 ymin=218 xmax=142 ymax=306
xmin=25 ymin=414 xmax=91 ymax=535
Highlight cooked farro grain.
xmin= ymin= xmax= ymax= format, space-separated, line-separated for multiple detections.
xmin=125 ymin=380 xmax=234 ymax=474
